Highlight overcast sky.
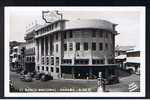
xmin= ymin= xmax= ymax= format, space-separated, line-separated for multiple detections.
xmin=8 ymin=7 xmax=144 ymax=48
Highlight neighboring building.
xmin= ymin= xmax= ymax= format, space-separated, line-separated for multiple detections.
xmin=115 ymin=45 xmax=135 ymax=69
xmin=125 ymin=50 xmax=140 ymax=74
xmin=115 ymin=46 xmax=140 ymax=74
xmin=9 ymin=41 xmax=19 ymax=69
xmin=115 ymin=45 xmax=135 ymax=56
xmin=35 ymin=19 xmax=119 ymax=79
xmin=10 ymin=42 xmax=26 ymax=71
xmin=24 ymin=24 xmax=41 ymax=72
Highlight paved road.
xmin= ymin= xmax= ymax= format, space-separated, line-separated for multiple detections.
xmin=107 ymin=74 xmax=140 ymax=92
xmin=10 ymin=71 xmax=140 ymax=92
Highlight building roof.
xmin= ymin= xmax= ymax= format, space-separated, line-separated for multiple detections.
xmin=10 ymin=41 xmax=25 ymax=47
xmin=26 ymin=24 xmax=43 ymax=34
xmin=65 ymin=19 xmax=117 ymax=32
xmin=126 ymin=47 xmax=140 ymax=53
xmin=34 ymin=19 xmax=67 ymax=31
xmin=115 ymin=45 xmax=135 ymax=51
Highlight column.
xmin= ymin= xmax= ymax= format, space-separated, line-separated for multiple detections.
xmin=48 ymin=35 xmax=51 ymax=73
xmin=89 ymin=67 xmax=93 ymax=79
xmin=35 ymin=39 xmax=38 ymax=71
xmin=44 ymin=36 xmax=46 ymax=72
xmin=39 ymin=38 xmax=41 ymax=71
xmin=72 ymin=67 xmax=75 ymax=79
xmin=104 ymin=56 xmax=108 ymax=64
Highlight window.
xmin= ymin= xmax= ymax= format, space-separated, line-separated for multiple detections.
xmin=52 ymin=43 xmax=54 ymax=52
xmin=92 ymin=30 xmax=96 ymax=37
xmin=18 ymin=55 xmax=21 ymax=59
xmin=111 ymin=34 xmax=114 ymax=39
xmin=56 ymin=57 xmax=59 ymax=66
xmin=64 ymin=43 xmax=67 ymax=51
xmin=62 ymin=59 xmax=72 ymax=64
xmin=76 ymin=42 xmax=80 ymax=51
xmin=26 ymin=57 xmax=28 ymax=62
xmin=99 ymin=30 xmax=103 ymax=37
xmin=56 ymin=44 xmax=58 ymax=52
xmin=46 ymin=57 xmax=49 ymax=65
xmin=41 ymin=38 xmax=44 ymax=56
xmin=37 ymin=66 xmax=40 ymax=70
xmin=69 ymin=43 xmax=73 ymax=51
xmin=30 ymin=57 xmax=32 ymax=62
xmin=105 ymin=43 xmax=108 ymax=50
xmin=92 ymin=59 xmax=96 ymax=64
xmin=45 ymin=37 xmax=48 ymax=55
xmin=56 ymin=33 xmax=58 ymax=40
xmin=51 ymin=67 xmax=54 ymax=72
xmin=56 ymin=68 xmax=59 ymax=73
xmin=127 ymin=51 xmax=140 ymax=57
xmin=42 ymin=57 xmax=44 ymax=65
xmin=14 ymin=54 xmax=17 ymax=58
xmin=46 ymin=67 xmax=49 ymax=71
xmin=108 ymin=59 xmax=114 ymax=64
xmin=75 ymin=59 xmax=89 ymax=64
xmin=100 ymin=59 xmax=104 ymax=64
xmin=92 ymin=42 xmax=96 ymax=50
xmin=14 ymin=48 xmax=18 ymax=52
xmin=42 ymin=66 xmax=44 ymax=71
xmin=69 ymin=31 xmax=73 ymax=38
xmin=99 ymin=43 xmax=103 ymax=50
xmin=32 ymin=57 xmax=35 ymax=62
xmin=64 ymin=32 xmax=67 ymax=39
xmin=106 ymin=32 xmax=108 ymax=38
xmin=92 ymin=59 xmax=104 ymax=64
xmin=84 ymin=42 xmax=88 ymax=50
xmin=51 ymin=57 xmax=54 ymax=65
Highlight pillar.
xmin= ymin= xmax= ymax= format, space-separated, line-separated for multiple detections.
xmin=43 ymin=37 xmax=46 ymax=72
xmin=104 ymin=56 xmax=108 ymax=64
xmin=48 ymin=35 xmax=51 ymax=73
xmin=39 ymin=38 xmax=41 ymax=72
xmin=72 ymin=67 xmax=75 ymax=79
xmin=35 ymin=39 xmax=38 ymax=71
xmin=89 ymin=67 xmax=93 ymax=79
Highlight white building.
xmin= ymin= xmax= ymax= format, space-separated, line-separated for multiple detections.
xmin=35 ymin=19 xmax=119 ymax=79
xmin=24 ymin=24 xmax=41 ymax=72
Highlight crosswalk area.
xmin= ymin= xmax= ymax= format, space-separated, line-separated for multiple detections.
xmin=128 ymin=82 xmax=138 ymax=92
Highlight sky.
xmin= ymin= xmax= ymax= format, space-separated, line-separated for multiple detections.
xmin=8 ymin=7 xmax=144 ymax=49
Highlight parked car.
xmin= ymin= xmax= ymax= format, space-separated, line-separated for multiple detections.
xmin=20 ymin=75 xmax=25 ymax=81
xmin=35 ymin=73 xmax=45 ymax=80
xmin=41 ymin=74 xmax=53 ymax=81
xmin=20 ymin=70 xmax=28 ymax=75
xmin=20 ymin=74 xmax=32 ymax=82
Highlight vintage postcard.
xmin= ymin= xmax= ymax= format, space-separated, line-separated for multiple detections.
xmin=5 ymin=6 xmax=145 ymax=97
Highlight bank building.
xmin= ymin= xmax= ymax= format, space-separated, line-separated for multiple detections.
xmin=34 ymin=17 xmax=119 ymax=79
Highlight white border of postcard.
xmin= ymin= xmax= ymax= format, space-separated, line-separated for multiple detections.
xmin=4 ymin=6 xmax=145 ymax=97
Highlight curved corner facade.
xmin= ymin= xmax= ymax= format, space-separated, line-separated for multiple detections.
xmin=35 ymin=19 xmax=118 ymax=79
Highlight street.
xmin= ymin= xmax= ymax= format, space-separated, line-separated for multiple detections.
xmin=10 ymin=71 xmax=140 ymax=92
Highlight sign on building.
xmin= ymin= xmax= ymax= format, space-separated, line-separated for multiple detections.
xmin=42 ymin=11 xmax=62 ymax=23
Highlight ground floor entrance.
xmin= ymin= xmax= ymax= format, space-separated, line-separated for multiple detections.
xmin=25 ymin=63 xmax=35 ymax=72
xmin=61 ymin=64 xmax=119 ymax=79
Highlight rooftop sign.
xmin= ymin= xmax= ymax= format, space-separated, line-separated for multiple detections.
xmin=42 ymin=11 xmax=62 ymax=23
